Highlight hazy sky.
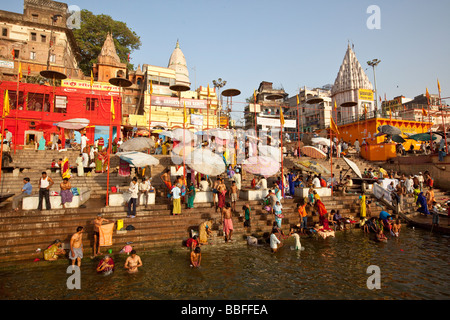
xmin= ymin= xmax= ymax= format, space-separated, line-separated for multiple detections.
xmin=4 ymin=0 xmax=450 ymax=119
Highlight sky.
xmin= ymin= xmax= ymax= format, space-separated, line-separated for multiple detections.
xmin=4 ymin=0 xmax=450 ymax=121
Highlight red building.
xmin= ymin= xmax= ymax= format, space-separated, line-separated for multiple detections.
xmin=1 ymin=80 xmax=121 ymax=150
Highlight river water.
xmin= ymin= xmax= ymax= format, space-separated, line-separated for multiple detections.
xmin=0 ymin=227 xmax=449 ymax=300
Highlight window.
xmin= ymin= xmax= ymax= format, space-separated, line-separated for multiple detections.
xmin=54 ymin=96 xmax=67 ymax=113
xmin=30 ymin=51 xmax=36 ymax=60
xmin=2 ymin=28 xmax=7 ymax=37
xmin=32 ymin=14 xmax=38 ymax=22
xmin=41 ymin=34 xmax=46 ymax=43
xmin=13 ymin=49 xmax=19 ymax=60
xmin=31 ymin=32 xmax=36 ymax=41
xmin=27 ymin=93 xmax=50 ymax=112
xmin=8 ymin=90 xmax=24 ymax=110
xmin=86 ymin=97 xmax=98 ymax=111
xmin=159 ymin=77 xmax=170 ymax=86
xmin=50 ymin=54 xmax=56 ymax=63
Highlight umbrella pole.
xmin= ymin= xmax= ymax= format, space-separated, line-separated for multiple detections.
xmin=148 ymin=92 xmax=152 ymax=154
xmin=0 ymin=117 xmax=5 ymax=192
xmin=330 ymin=120 xmax=333 ymax=197
xmin=438 ymin=87 xmax=448 ymax=153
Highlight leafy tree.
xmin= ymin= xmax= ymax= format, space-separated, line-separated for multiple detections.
xmin=73 ymin=9 xmax=141 ymax=76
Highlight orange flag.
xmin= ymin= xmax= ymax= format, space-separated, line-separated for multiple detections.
xmin=422 ymin=107 xmax=427 ymax=117
xmin=280 ymin=106 xmax=285 ymax=126
xmin=330 ymin=117 xmax=340 ymax=135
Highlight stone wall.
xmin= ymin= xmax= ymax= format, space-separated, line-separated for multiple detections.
xmin=383 ymin=154 xmax=450 ymax=190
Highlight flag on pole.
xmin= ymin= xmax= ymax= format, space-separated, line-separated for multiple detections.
xmin=422 ymin=107 xmax=427 ymax=116
xmin=437 ymin=79 xmax=441 ymax=93
xmin=253 ymin=90 xmax=257 ymax=103
xmin=364 ymin=104 xmax=368 ymax=114
xmin=334 ymin=100 xmax=337 ymax=110
xmin=183 ymin=101 xmax=187 ymax=124
xmin=330 ymin=117 xmax=340 ymax=135
xmin=296 ymin=95 xmax=299 ymax=105
xmin=426 ymin=88 xmax=430 ymax=102
xmin=3 ymin=90 xmax=10 ymax=117
xmin=207 ymin=84 xmax=210 ymax=98
xmin=280 ymin=106 xmax=285 ymax=126
xmin=90 ymin=70 xmax=94 ymax=88
xmin=110 ymin=96 xmax=115 ymax=120
xmin=18 ymin=62 xmax=22 ymax=81
xmin=11 ymin=49 xmax=15 ymax=60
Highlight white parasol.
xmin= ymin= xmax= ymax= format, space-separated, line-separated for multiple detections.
xmin=171 ymin=128 xmax=195 ymax=143
xmin=242 ymin=156 xmax=280 ymax=177
xmin=186 ymin=148 xmax=226 ymax=176
xmin=258 ymin=145 xmax=281 ymax=161
xmin=311 ymin=137 xmax=331 ymax=147
xmin=54 ymin=118 xmax=90 ymax=130
xmin=119 ymin=137 xmax=155 ymax=151
xmin=116 ymin=152 xmax=160 ymax=167
xmin=208 ymin=128 xmax=233 ymax=140
xmin=342 ymin=156 xmax=362 ymax=179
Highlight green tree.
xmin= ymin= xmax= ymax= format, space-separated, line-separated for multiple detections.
xmin=73 ymin=9 xmax=141 ymax=76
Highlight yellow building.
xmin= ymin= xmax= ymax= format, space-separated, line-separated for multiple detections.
xmin=127 ymin=41 xmax=219 ymax=130
xmin=337 ymin=117 xmax=433 ymax=161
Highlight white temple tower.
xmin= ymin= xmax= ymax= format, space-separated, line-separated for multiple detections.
xmin=167 ymin=40 xmax=191 ymax=87
xmin=331 ymin=44 xmax=374 ymax=124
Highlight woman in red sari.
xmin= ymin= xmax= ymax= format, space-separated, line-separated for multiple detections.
xmin=315 ymin=199 xmax=332 ymax=231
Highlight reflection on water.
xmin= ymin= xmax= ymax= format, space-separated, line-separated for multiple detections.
xmin=0 ymin=228 xmax=449 ymax=300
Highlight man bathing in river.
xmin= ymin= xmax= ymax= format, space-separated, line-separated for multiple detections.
xmin=70 ymin=226 xmax=84 ymax=268
xmin=222 ymin=202 xmax=233 ymax=242
xmin=124 ymin=250 xmax=143 ymax=273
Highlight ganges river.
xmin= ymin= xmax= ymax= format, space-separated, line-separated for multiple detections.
xmin=0 ymin=227 xmax=449 ymax=300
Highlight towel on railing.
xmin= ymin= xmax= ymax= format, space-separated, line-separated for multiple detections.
xmin=99 ymin=223 xmax=115 ymax=247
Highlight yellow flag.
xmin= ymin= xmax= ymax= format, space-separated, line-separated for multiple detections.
xmin=437 ymin=79 xmax=441 ymax=93
xmin=330 ymin=117 xmax=340 ymax=135
xmin=280 ymin=106 xmax=285 ymax=126
xmin=3 ymin=89 xmax=10 ymax=117
xmin=253 ymin=90 xmax=257 ymax=103
xmin=110 ymin=96 xmax=115 ymax=120
xmin=296 ymin=95 xmax=299 ymax=105
xmin=426 ymin=87 xmax=430 ymax=101
xmin=18 ymin=62 xmax=22 ymax=81
xmin=183 ymin=101 xmax=187 ymax=124
xmin=207 ymin=84 xmax=210 ymax=98
xmin=90 ymin=70 xmax=94 ymax=88
xmin=334 ymin=100 xmax=337 ymax=110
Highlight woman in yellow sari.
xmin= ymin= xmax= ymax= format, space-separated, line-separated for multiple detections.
xmin=61 ymin=157 xmax=71 ymax=179
xmin=199 ymin=220 xmax=213 ymax=244
xmin=44 ymin=240 xmax=65 ymax=261
xmin=360 ymin=194 xmax=367 ymax=219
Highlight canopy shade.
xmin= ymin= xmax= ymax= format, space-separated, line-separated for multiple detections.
xmin=408 ymin=133 xmax=437 ymax=141
xmin=377 ymin=125 xmax=402 ymax=136
xmin=116 ymin=152 xmax=159 ymax=167
xmin=301 ymin=146 xmax=327 ymax=159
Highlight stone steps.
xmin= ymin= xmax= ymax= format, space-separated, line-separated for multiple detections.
xmin=0 ymin=194 xmax=372 ymax=263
